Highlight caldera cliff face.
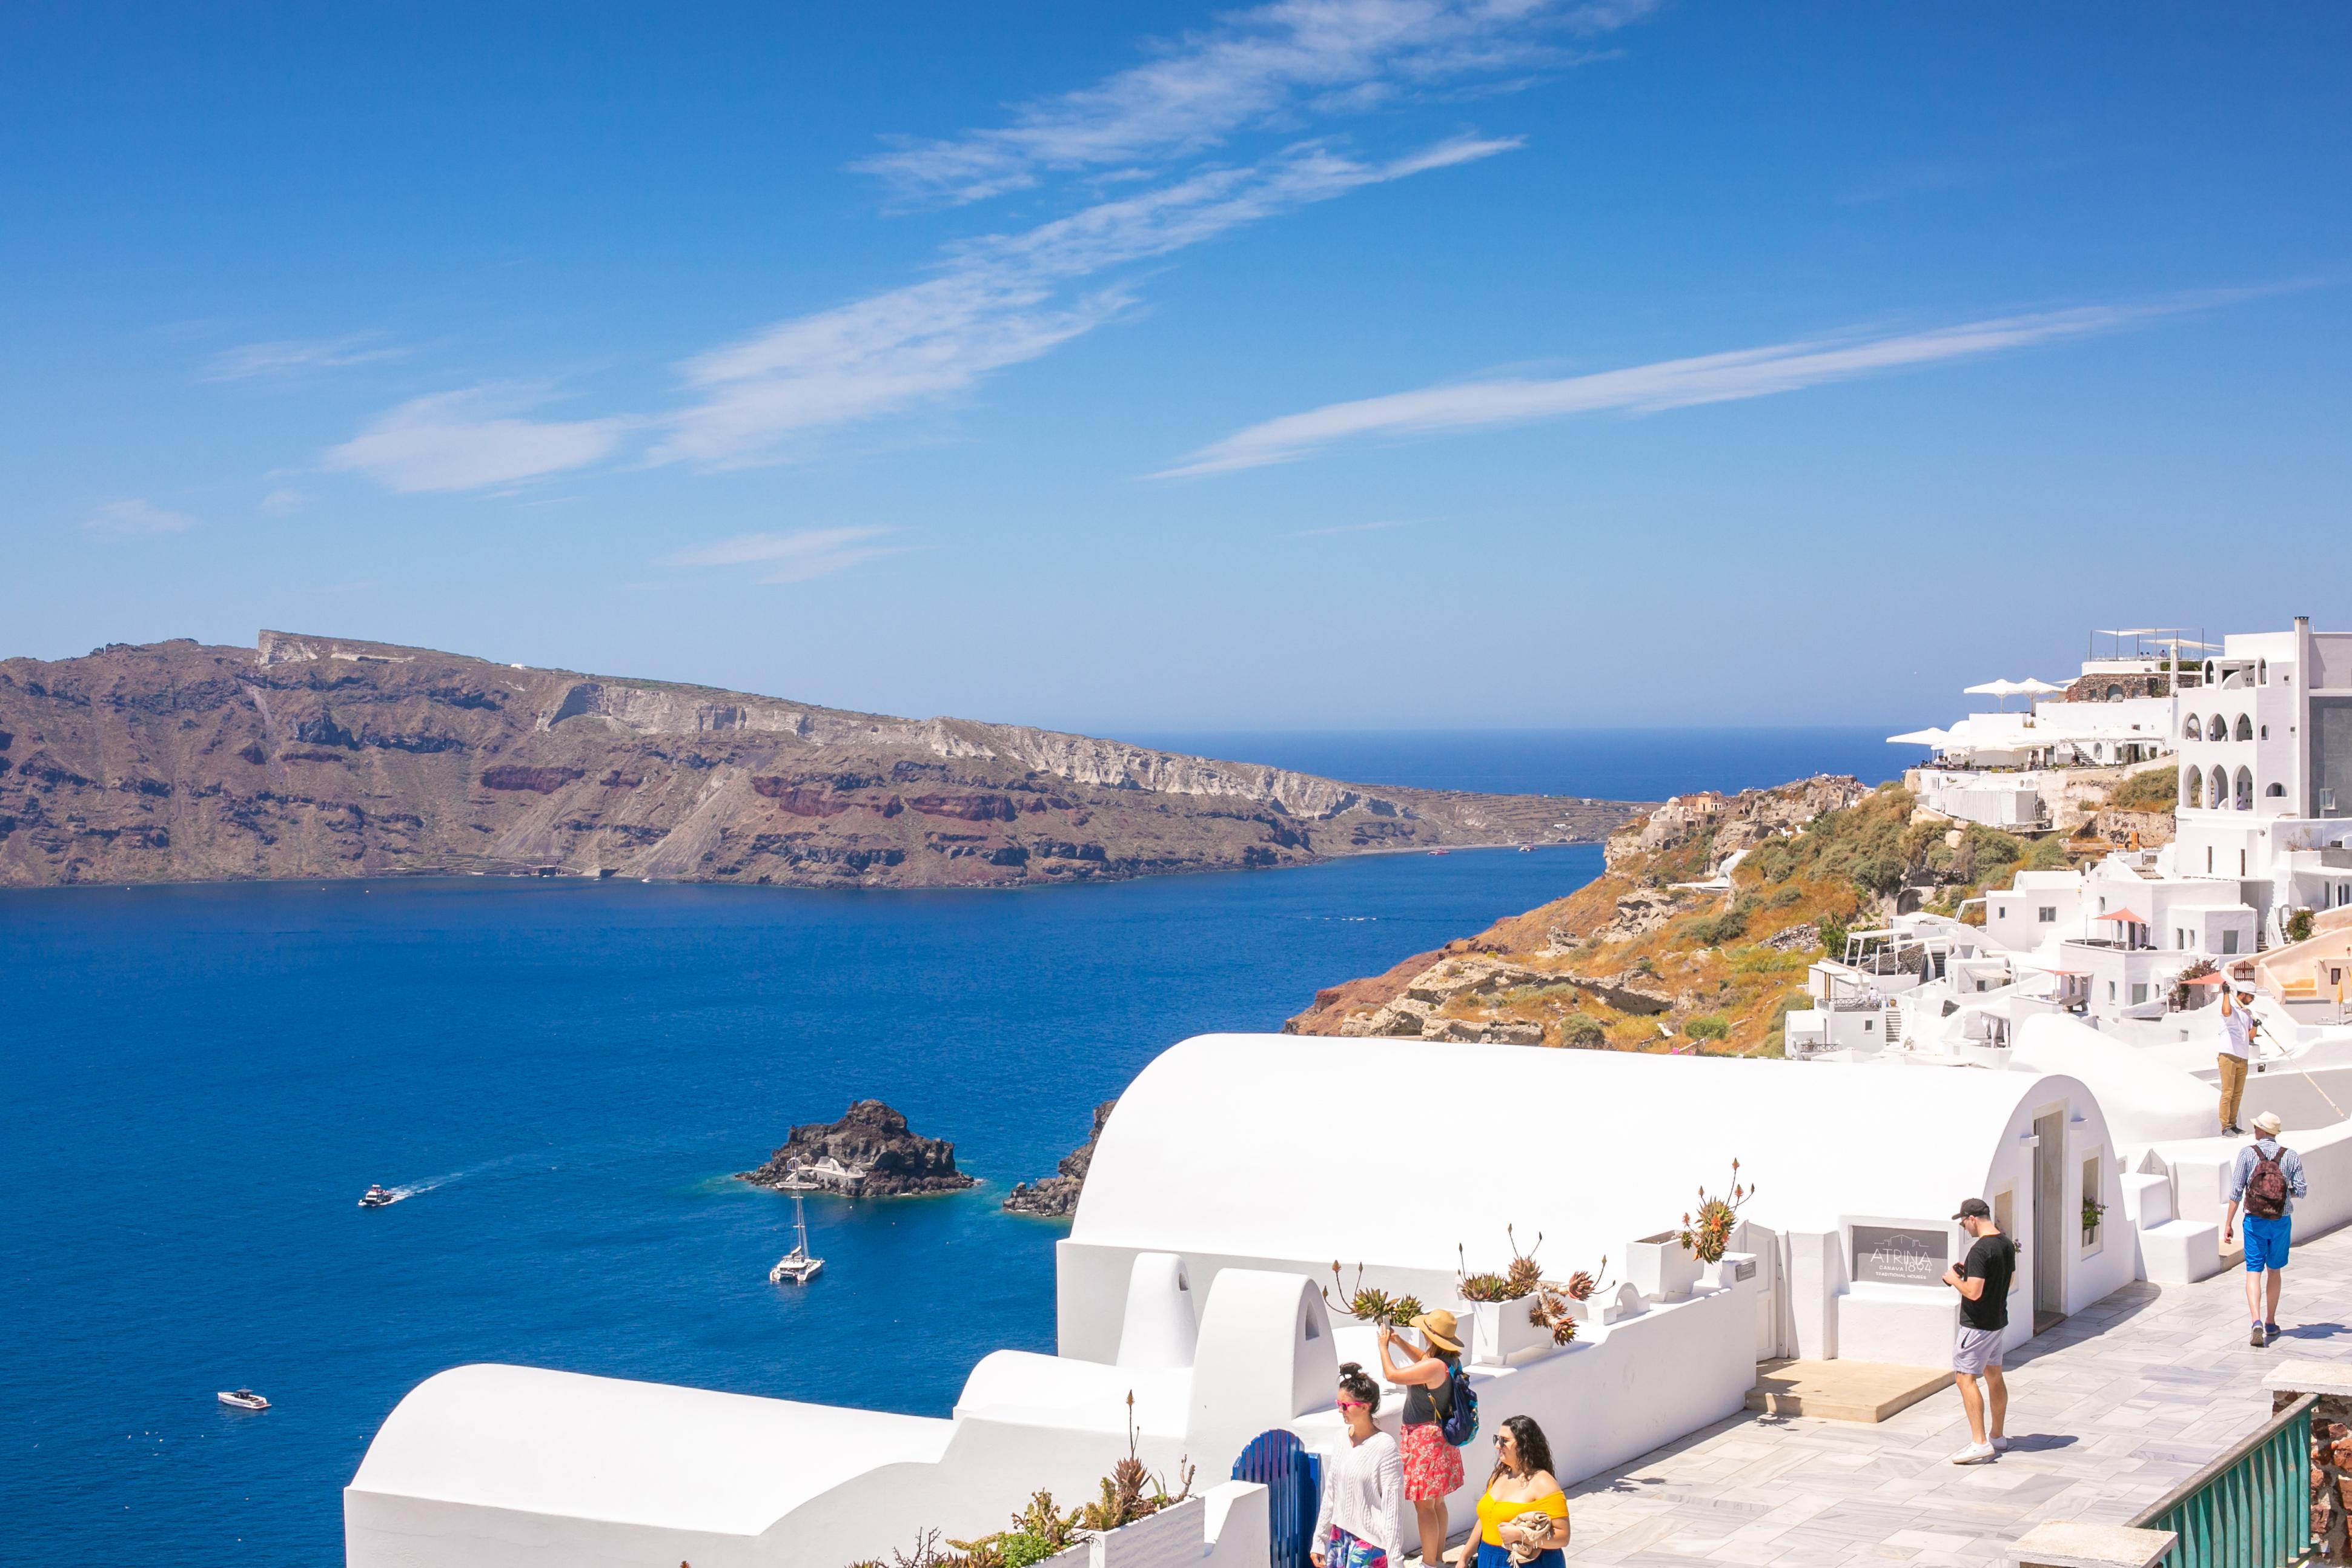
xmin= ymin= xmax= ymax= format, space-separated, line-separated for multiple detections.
xmin=0 ymin=631 xmax=1649 ymax=889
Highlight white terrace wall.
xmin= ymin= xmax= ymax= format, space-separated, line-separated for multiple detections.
xmin=346 ymin=1361 xmax=1273 ymax=1568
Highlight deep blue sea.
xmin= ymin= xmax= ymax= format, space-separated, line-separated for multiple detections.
xmin=0 ymin=730 xmax=1902 ymax=1566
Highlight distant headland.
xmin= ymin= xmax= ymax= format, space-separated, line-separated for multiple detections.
xmin=0 ymin=631 xmax=1652 ymax=889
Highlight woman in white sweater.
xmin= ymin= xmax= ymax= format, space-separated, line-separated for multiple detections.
xmin=1312 ymin=1361 xmax=1406 ymax=1568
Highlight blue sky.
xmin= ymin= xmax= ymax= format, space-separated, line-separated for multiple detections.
xmin=4 ymin=3 xmax=2348 ymax=732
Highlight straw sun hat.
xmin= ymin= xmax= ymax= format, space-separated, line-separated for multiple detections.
xmin=1408 ymin=1308 xmax=1462 ymax=1354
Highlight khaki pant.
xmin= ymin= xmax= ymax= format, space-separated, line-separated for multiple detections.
xmin=2218 ymin=1052 xmax=2248 ymax=1131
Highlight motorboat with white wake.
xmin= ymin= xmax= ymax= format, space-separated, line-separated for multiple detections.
xmin=217 ymin=1389 xmax=270 ymax=1411
xmin=770 ymin=1193 xmax=824 ymax=1284
xmin=359 ymin=1185 xmax=401 ymax=1208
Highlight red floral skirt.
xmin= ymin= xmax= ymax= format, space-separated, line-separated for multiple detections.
xmin=1400 ymin=1421 xmax=1464 ymax=1501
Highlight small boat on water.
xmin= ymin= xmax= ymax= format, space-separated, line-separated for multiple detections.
xmin=359 ymin=1185 xmax=400 ymax=1208
xmin=770 ymin=1193 xmax=824 ymax=1285
xmin=1518 ymin=844 xmax=1535 ymax=853
xmin=217 ymin=1389 xmax=269 ymax=1411
xmin=1426 ymin=849 xmax=1450 ymax=856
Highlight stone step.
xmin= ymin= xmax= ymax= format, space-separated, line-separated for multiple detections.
xmin=1746 ymin=1358 xmax=1953 ymax=1423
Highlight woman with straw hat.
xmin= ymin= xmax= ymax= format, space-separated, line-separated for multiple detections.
xmin=1377 ymin=1309 xmax=1466 ymax=1566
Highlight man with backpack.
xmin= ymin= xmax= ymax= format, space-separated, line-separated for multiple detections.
xmin=2225 ymin=1110 xmax=2308 ymax=1347
xmin=1941 ymin=1196 xmax=2015 ymax=1464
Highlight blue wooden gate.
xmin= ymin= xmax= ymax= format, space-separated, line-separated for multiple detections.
xmin=1233 ymin=1428 xmax=1322 ymax=1568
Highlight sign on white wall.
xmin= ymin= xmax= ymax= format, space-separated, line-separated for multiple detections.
xmin=1852 ymin=1224 xmax=1950 ymax=1286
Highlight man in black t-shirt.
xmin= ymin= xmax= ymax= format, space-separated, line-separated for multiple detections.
xmin=1940 ymin=1196 xmax=2015 ymax=1464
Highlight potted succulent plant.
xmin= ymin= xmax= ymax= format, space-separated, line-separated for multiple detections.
xmin=1457 ymin=1229 xmax=1554 ymax=1363
xmin=1680 ymin=1160 xmax=1756 ymax=1288
xmin=1322 ymin=1262 xmax=1424 ymax=1329
xmin=2082 ymin=1194 xmax=2106 ymax=1247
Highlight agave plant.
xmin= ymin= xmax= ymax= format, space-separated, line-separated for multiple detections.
xmin=1459 ymin=1271 xmax=1513 ymax=1303
xmin=1076 ymin=1394 xmax=1194 ymax=1532
xmin=1676 ymin=1159 xmax=1755 ymax=1265
xmin=1525 ymin=1253 xmax=1609 ymax=1346
xmin=1324 ymin=1262 xmax=1424 ymax=1328
xmin=1503 ymin=1225 xmax=1545 ymax=1300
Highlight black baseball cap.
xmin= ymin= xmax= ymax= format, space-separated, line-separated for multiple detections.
xmin=1952 ymin=1197 xmax=1992 ymax=1220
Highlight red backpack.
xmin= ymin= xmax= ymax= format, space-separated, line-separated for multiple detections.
xmin=2246 ymin=1144 xmax=2291 ymax=1220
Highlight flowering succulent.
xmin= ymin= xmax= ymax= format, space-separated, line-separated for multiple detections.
xmin=1676 ymin=1159 xmax=1755 ymax=1265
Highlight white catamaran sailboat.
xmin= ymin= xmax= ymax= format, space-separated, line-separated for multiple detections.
xmin=769 ymin=1193 xmax=823 ymax=1285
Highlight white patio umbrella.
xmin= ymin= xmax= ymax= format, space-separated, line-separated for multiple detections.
xmin=1963 ymin=677 xmax=2061 ymax=709
xmin=1886 ymin=727 xmax=1952 ymax=748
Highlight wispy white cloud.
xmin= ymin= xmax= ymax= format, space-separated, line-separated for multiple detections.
xmin=654 ymin=136 xmax=1518 ymax=469
xmin=202 ymin=333 xmax=407 ymax=383
xmin=320 ymin=0 xmax=1645 ymax=493
xmin=855 ymin=0 xmax=1651 ymax=207
xmin=260 ymin=488 xmax=308 ymax=515
xmin=663 ymin=526 xmax=909 ymax=584
xmin=1156 ymin=303 xmax=2188 ymax=476
xmin=322 ymin=387 xmax=637 ymax=493
xmin=85 ymin=498 xmax=196 ymax=535
xmin=1284 ymin=517 xmax=1414 ymax=537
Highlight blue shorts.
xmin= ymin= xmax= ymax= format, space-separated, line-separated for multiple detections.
xmin=2244 ymin=1213 xmax=2293 ymax=1272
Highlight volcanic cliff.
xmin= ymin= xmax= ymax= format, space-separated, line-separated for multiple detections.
xmin=0 ymin=631 xmax=1649 ymax=889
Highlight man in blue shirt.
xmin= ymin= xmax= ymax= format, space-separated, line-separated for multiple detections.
xmin=2224 ymin=1110 xmax=2308 ymax=1347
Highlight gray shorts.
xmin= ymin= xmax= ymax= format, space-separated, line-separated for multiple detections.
xmin=1955 ymin=1325 xmax=2006 ymax=1376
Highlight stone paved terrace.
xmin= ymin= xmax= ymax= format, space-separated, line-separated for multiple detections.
xmin=1549 ymin=1224 xmax=2352 ymax=1568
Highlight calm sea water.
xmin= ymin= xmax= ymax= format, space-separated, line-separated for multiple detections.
xmin=0 ymin=730 xmax=1895 ymax=1565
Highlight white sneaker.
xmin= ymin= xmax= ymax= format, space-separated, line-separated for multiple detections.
xmin=1991 ymin=1436 xmax=2010 ymax=1452
xmin=1950 ymin=1442 xmax=1997 ymax=1464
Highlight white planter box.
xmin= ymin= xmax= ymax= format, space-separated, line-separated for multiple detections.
xmin=1468 ymin=1297 xmax=1556 ymax=1365
xmin=1085 ymin=1497 xmax=1206 ymax=1568
xmin=1628 ymin=1232 xmax=1701 ymax=1303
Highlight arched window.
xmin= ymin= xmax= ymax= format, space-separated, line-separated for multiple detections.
xmin=2211 ymin=767 xmax=2230 ymax=810
xmin=2266 ymin=782 xmax=2285 ymax=797
xmin=2235 ymin=767 xmax=2254 ymax=810
xmin=2209 ymin=713 xmax=2228 ymax=740
xmin=2235 ymin=714 xmax=2254 ymax=741
xmin=2106 ymin=685 xmax=2125 ymax=702
xmin=2184 ymin=715 xmax=2203 ymax=740
xmin=2184 ymin=767 xmax=2203 ymax=807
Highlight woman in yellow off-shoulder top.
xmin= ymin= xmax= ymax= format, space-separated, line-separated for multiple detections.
xmin=1445 ymin=1415 xmax=1568 ymax=1568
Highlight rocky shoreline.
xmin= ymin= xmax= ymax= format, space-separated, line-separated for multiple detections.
xmin=737 ymin=1100 xmax=976 ymax=1197
xmin=1002 ymin=1100 xmax=1116 ymax=1217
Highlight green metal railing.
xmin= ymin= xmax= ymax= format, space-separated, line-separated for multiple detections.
xmin=2131 ymin=1392 xmax=2316 ymax=1568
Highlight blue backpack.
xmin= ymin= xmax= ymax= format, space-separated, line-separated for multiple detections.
xmin=1440 ymin=1363 xmax=1479 ymax=1447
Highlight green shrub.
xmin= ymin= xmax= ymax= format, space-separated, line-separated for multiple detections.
xmin=1767 ymin=885 xmax=1804 ymax=908
xmin=2288 ymin=908 xmax=2316 ymax=944
xmin=1818 ymin=914 xmax=1851 ymax=958
xmin=1685 ymin=1014 xmax=1731 ymax=1040
xmin=1684 ymin=908 xmax=1749 ymax=945
xmin=1559 ymin=1014 xmax=1608 ymax=1050
xmin=2109 ymin=768 xmax=2179 ymax=812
